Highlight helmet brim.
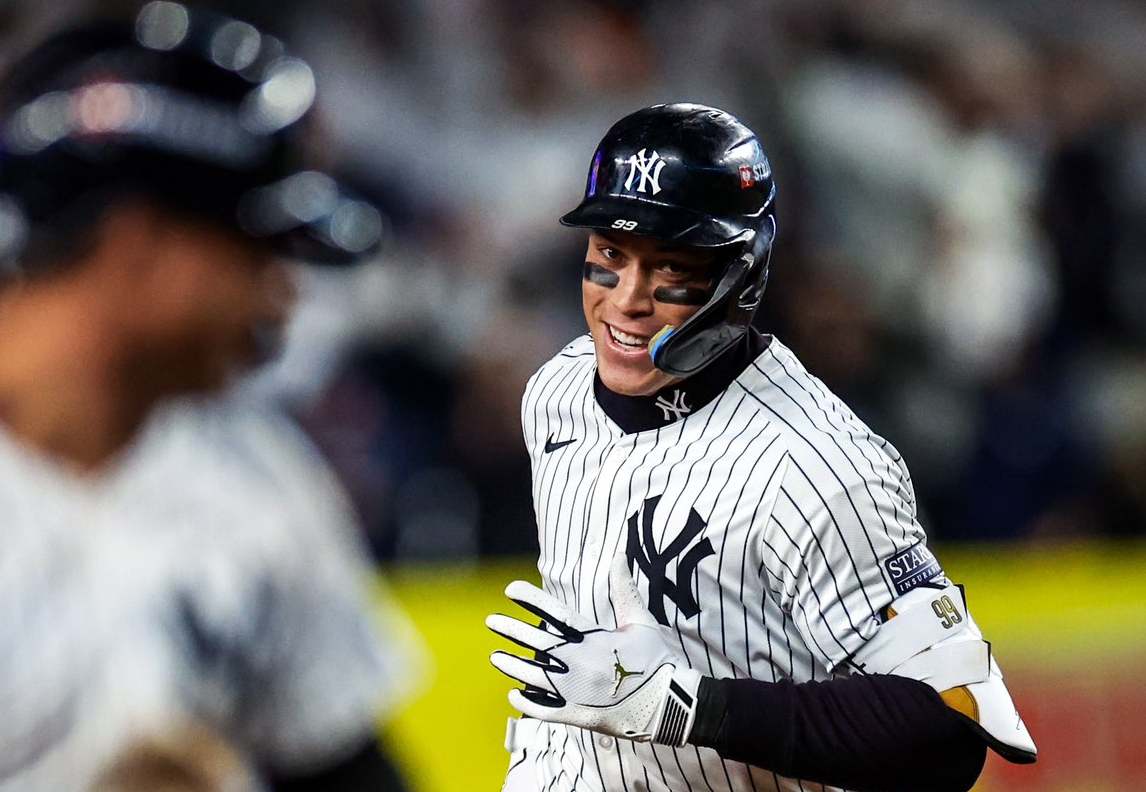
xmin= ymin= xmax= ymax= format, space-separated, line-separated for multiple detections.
xmin=237 ymin=171 xmax=386 ymax=265
xmin=560 ymin=195 xmax=752 ymax=249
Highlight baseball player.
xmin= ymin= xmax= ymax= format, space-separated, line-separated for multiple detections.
xmin=0 ymin=3 xmax=411 ymax=789
xmin=487 ymin=104 xmax=1037 ymax=791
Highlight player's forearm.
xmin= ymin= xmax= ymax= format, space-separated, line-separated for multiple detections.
xmin=689 ymin=674 xmax=986 ymax=792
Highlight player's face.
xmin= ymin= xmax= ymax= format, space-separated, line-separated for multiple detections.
xmin=582 ymin=231 xmax=716 ymax=397
xmin=142 ymin=216 xmax=295 ymax=391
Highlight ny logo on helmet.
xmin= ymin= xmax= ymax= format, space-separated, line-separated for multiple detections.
xmin=623 ymin=148 xmax=666 ymax=195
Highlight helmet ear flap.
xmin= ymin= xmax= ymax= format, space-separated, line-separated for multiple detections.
xmin=735 ymin=251 xmax=764 ymax=312
xmin=735 ymin=214 xmax=775 ymax=314
xmin=649 ymin=212 xmax=775 ymax=377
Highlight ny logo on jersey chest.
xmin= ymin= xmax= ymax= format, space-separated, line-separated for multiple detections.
xmin=625 ymin=495 xmax=714 ymax=626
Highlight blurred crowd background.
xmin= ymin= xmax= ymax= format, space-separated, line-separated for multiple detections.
xmin=3 ymin=0 xmax=1144 ymax=556
xmin=2 ymin=1 xmax=1144 ymax=789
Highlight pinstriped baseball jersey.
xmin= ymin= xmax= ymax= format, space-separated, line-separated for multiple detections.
xmin=0 ymin=399 xmax=412 ymax=790
xmin=509 ymin=333 xmax=941 ymax=792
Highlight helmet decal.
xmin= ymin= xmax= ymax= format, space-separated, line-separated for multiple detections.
xmin=588 ymin=149 xmax=603 ymax=197
xmin=622 ymin=148 xmax=666 ymax=196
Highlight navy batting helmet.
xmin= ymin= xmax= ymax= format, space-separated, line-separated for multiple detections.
xmin=561 ymin=103 xmax=777 ymax=377
xmin=0 ymin=1 xmax=383 ymax=270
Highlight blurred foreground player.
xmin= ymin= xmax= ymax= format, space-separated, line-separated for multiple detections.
xmin=0 ymin=3 xmax=411 ymax=789
xmin=487 ymin=104 xmax=1037 ymax=791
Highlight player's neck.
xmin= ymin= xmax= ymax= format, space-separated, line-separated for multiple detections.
xmin=595 ymin=330 xmax=769 ymax=434
xmin=0 ymin=281 xmax=159 ymax=474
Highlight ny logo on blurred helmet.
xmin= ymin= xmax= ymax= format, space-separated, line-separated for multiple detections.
xmin=623 ymin=148 xmax=666 ymax=195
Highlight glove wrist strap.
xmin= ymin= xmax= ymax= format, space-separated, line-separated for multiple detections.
xmin=652 ymin=668 xmax=703 ymax=747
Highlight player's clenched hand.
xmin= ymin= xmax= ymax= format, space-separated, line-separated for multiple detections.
xmin=486 ymin=556 xmax=701 ymax=746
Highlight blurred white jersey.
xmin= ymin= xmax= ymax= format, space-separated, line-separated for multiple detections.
xmin=0 ymin=399 xmax=414 ymax=790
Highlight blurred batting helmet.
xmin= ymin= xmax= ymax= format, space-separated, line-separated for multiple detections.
xmin=0 ymin=1 xmax=383 ymax=271
xmin=561 ymin=102 xmax=777 ymax=377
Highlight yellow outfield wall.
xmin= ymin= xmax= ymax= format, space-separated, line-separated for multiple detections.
xmin=379 ymin=540 xmax=1146 ymax=791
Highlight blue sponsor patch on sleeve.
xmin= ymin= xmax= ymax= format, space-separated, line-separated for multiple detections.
xmin=884 ymin=543 xmax=943 ymax=596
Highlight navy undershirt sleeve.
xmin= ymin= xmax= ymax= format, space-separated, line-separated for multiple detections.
xmin=689 ymin=674 xmax=987 ymax=792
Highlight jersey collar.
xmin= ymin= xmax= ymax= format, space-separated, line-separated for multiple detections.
xmin=595 ymin=330 xmax=769 ymax=434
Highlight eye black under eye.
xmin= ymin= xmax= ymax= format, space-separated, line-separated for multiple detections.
xmin=654 ymin=285 xmax=710 ymax=305
xmin=584 ymin=262 xmax=619 ymax=287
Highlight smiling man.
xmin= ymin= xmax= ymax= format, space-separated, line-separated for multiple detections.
xmin=583 ymin=230 xmax=721 ymax=397
xmin=487 ymin=103 xmax=1037 ymax=792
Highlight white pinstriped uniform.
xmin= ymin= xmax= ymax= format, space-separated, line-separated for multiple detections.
xmin=0 ymin=400 xmax=413 ymax=791
xmin=509 ymin=334 xmax=940 ymax=792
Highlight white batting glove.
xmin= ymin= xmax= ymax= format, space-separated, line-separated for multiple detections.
xmin=486 ymin=556 xmax=702 ymax=746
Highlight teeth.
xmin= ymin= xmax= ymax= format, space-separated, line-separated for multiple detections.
xmin=609 ymin=325 xmax=648 ymax=347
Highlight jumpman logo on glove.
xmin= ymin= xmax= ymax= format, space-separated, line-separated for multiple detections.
xmin=612 ymin=650 xmax=645 ymax=696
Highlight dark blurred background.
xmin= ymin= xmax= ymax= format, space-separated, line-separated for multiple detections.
xmin=3 ymin=0 xmax=1143 ymax=556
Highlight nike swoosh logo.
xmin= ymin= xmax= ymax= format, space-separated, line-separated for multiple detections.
xmin=544 ymin=435 xmax=577 ymax=453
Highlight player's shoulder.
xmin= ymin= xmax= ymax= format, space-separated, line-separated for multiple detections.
xmin=734 ymin=337 xmax=834 ymax=421
xmin=539 ymin=334 xmax=597 ymax=371
xmin=145 ymin=396 xmax=326 ymax=490
xmin=134 ymin=396 xmax=361 ymax=547
xmin=524 ymin=334 xmax=596 ymax=395
xmin=520 ymin=334 xmax=597 ymax=442
xmin=736 ymin=337 xmax=906 ymax=484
